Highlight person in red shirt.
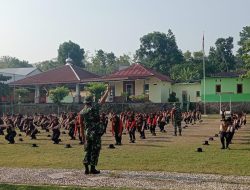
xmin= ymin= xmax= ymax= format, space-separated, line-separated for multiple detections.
xmin=111 ymin=113 xmax=123 ymax=145
xmin=126 ymin=115 xmax=136 ymax=143
xmin=147 ymin=113 xmax=157 ymax=136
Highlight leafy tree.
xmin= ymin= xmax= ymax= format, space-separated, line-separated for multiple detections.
xmin=237 ymin=26 xmax=250 ymax=72
xmin=35 ymin=59 xmax=59 ymax=72
xmin=87 ymin=50 xmax=132 ymax=75
xmin=241 ymin=40 xmax=250 ymax=77
xmin=208 ymin=37 xmax=236 ymax=73
xmin=135 ymin=30 xmax=184 ymax=75
xmin=90 ymin=50 xmax=107 ymax=75
xmin=85 ymin=82 xmax=106 ymax=103
xmin=183 ymin=51 xmax=192 ymax=63
xmin=58 ymin=41 xmax=85 ymax=67
xmin=49 ymin=86 xmax=70 ymax=105
xmin=15 ymin=88 xmax=29 ymax=103
xmin=237 ymin=26 xmax=250 ymax=56
xmin=116 ymin=54 xmax=132 ymax=66
xmin=170 ymin=64 xmax=200 ymax=82
xmin=0 ymin=56 xmax=32 ymax=68
xmin=0 ymin=74 xmax=11 ymax=98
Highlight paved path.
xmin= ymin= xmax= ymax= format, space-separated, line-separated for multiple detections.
xmin=0 ymin=167 xmax=250 ymax=190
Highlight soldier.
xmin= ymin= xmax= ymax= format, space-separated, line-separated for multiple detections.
xmin=171 ymin=103 xmax=182 ymax=136
xmin=79 ymin=86 xmax=110 ymax=175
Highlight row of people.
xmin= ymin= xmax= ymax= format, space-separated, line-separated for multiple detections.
xmin=219 ymin=112 xmax=247 ymax=149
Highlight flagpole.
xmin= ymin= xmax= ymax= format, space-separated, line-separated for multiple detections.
xmin=202 ymin=33 xmax=206 ymax=115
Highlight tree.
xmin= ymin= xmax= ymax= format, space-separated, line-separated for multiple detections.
xmin=35 ymin=59 xmax=59 ymax=72
xmin=58 ymin=41 xmax=85 ymax=67
xmin=0 ymin=74 xmax=11 ymax=98
xmin=116 ymin=54 xmax=132 ymax=66
xmin=135 ymin=30 xmax=184 ymax=75
xmin=87 ymin=50 xmax=130 ymax=75
xmin=237 ymin=26 xmax=250 ymax=56
xmin=49 ymin=86 xmax=70 ymax=105
xmin=170 ymin=64 xmax=200 ymax=82
xmin=86 ymin=83 xmax=106 ymax=102
xmin=208 ymin=37 xmax=236 ymax=73
xmin=241 ymin=39 xmax=250 ymax=77
xmin=0 ymin=56 xmax=32 ymax=68
xmin=237 ymin=26 xmax=250 ymax=72
xmin=15 ymin=88 xmax=29 ymax=103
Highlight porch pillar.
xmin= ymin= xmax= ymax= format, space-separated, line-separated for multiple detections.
xmin=74 ymin=83 xmax=81 ymax=103
xmin=34 ymin=85 xmax=40 ymax=104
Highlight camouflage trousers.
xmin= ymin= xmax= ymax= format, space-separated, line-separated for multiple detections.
xmin=174 ymin=120 xmax=182 ymax=135
xmin=83 ymin=135 xmax=101 ymax=166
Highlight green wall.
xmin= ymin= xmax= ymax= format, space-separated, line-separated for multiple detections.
xmin=201 ymin=77 xmax=250 ymax=102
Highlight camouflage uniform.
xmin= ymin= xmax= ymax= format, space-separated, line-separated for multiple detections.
xmin=80 ymin=102 xmax=105 ymax=167
xmin=173 ymin=104 xmax=182 ymax=136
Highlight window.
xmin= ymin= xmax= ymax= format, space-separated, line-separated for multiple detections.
xmin=196 ymin=91 xmax=200 ymax=97
xmin=126 ymin=84 xmax=133 ymax=96
xmin=144 ymin=84 xmax=149 ymax=94
xmin=182 ymin=90 xmax=187 ymax=102
xmin=237 ymin=84 xmax=243 ymax=94
xmin=216 ymin=85 xmax=221 ymax=93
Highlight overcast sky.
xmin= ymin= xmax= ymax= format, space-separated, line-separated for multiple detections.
xmin=0 ymin=0 xmax=249 ymax=63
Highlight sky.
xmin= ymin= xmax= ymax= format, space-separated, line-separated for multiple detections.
xmin=0 ymin=0 xmax=250 ymax=63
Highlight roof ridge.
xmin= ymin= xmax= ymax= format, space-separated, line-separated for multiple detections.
xmin=69 ymin=64 xmax=80 ymax=81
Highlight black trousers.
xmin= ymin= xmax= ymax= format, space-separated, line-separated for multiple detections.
xmin=52 ymin=129 xmax=60 ymax=144
xmin=5 ymin=131 xmax=16 ymax=144
xmin=220 ymin=131 xmax=230 ymax=148
xmin=68 ymin=126 xmax=75 ymax=139
xmin=114 ymin=133 xmax=122 ymax=144
xmin=129 ymin=128 xmax=136 ymax=142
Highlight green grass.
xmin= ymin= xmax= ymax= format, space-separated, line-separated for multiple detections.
xmin=0 ymin=115 xmax=250 ymax=176
xmin=0 ymin=184 xmax=133 ymax=190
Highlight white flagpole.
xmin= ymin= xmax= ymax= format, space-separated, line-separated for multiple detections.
xmin=202 ymin=33 xmax=206 ymax=115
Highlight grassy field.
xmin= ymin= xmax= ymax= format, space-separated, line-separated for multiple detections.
xmin=0 ymin=184 xmax=132 ymax=190
xmin=0 ymin=115 xmax=249 ymax=176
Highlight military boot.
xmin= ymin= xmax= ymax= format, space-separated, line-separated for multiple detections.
xmin=84 ymin=163 xmax=90 ymax=175
xmin=90 ymin=165 xmax=100 ymax=174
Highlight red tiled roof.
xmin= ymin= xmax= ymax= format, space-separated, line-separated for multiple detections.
xmin=101 ymin=63 xmax=172 ymax=82
xmin=10 ymin=64 xmax=99 ymax=86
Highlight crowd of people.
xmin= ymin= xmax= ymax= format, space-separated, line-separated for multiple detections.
xmin=0 ymin=99 xmax=247 ymax=174
xmin=0 ymin=105 xmax=202 ymax=146
xmin=219 ymin=110 xmax=247 ymax=149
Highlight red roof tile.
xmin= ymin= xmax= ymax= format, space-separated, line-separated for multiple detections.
xmin=101 ymin=63 xmax=172 ymax=82
xmin=10 ymin=64 xmax=99 ymax=86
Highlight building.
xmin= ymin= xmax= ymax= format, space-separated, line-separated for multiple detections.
xmin=10 ymin=58 xmax=99 ymax=103
xmin=101 ymin=63 xmax=172 ymax=103
xmin=172 ymin=82 xmax=201 ymax=103
xmin=0 ymin=67 xmax=41 ymax=84
xmin=201 ymin=71 xmax=250 ymax=102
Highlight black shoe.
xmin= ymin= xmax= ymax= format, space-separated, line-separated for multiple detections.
xmin=90 ymin=166 xmax=100 ymax=174
xmin=84 ymin=164 xmax=90 ymax=175
xmin=221 ymin=147 xmax=225 ymax=149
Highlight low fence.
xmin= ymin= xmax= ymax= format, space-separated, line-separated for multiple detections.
xmin=0 ymin=102 xmax=249 ymax=115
